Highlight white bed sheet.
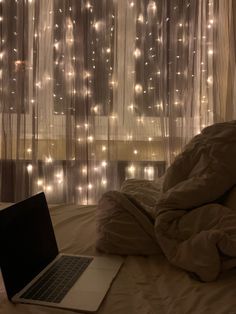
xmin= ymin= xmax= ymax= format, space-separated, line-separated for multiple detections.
xmin=1 ymin=203 xmax=236 ymax=314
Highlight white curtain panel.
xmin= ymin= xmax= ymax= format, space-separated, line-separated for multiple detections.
xmin=0 ymin=0 xmax=234 ymax=204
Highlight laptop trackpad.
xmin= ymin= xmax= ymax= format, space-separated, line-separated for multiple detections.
xmin=62 ymin=268 xmax=117 ymax=311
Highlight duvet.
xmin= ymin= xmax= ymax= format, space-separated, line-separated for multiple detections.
xmin=96 ymin=121 xmax=236 ymax=282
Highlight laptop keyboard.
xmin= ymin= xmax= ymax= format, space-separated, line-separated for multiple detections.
xmin=20 ymin=255 xmax=93 ymax=303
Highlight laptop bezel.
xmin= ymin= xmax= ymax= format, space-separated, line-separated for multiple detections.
xmin=0 ymin=192 xmax=59 ymax=299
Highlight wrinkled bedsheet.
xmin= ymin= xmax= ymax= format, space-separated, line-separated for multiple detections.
xmin=2 ymin=202 xmax=236 ymax=313
xmin=96 ymin=121 xmax=236 ymax=281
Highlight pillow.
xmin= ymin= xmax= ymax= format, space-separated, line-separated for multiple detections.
xmin=120 ymin=177 xmax=164 ymax=219
xmin=96 ymin=190 xmax=162 ymax=255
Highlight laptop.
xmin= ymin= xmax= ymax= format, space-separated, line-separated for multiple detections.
xmin=0 ymin=192 xmax=123 ymax=312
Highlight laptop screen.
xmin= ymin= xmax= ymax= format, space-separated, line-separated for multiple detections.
xmin=0 ymin=192 xmax=59 ymax=299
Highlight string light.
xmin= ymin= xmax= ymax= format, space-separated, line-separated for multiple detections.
xmin=137 ymin=14 xmax=144 ymax=23
xmin=45 ymin=156 xmax=53 ymax=163
xmin=208 ymin=49 xmax=213 ymax=55
xmin=82 ymin=167 xmax=87 ymax=175
xmin=27 ymin=164 xmax=33 ymax=173
xmin=144 ymin=166 xmax=154 ymax=180
xmin=46 ymin=185 xmax=53 ymax=192
xmin=101 ymin=161 xmax=107 ymax=168
xmin=1 ymin=0 xmax=214 ymax=204
xmin=94 ymin=21 xmax=104 ymax=32
xmin=87 ymin=135 xmax=94 ymax=142
xmin=207 ymin=76 xmax=213 ymax=84
xmin=101 ymin=179 xmax=107 ymax=186
xmin=88 ymin=183 xmax=93 ymax=190
xmin=127 ymin=165 xmax=136 ymax=178
xmin=135 ymin=84 xmax=143 ymax=94
xmin=85 ymin=2 xmax=92 ymax=9
xmin=37 ymin=180 xmax=43 ymax=186
xmin=134 ymin=48 xmax=141 ymax=58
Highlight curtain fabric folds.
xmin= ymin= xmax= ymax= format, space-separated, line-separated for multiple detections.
xmin=0 ymin=0 xmax=235 ymax=204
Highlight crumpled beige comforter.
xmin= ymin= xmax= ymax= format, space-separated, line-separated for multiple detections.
xmin=96 ymin=121 xmax=236 ymax=282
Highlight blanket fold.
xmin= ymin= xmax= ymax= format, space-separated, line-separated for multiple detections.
xmin=154 ymin=121 xmax=236 ymax=281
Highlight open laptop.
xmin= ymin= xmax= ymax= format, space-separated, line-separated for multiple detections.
xmin=0 ymin=192 xmax=123 ymax=312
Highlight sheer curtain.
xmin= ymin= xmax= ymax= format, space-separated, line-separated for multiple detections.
xmin=0 ymin=0 xmax=235 ymax=204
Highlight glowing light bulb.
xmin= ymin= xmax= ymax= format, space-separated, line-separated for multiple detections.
xmin=37 ymin=179 xmax=43 ymax=186
xmin=135 ymin=84 xmax=143 ymax=94
xmin=27 ymin=164 xmax=33 ymax=173
xmin=137 ymin=14 xmax=144 ymax=23
xmin=46 ymin=185 xmax=53 ymax=192
xmin=45 ymin=156 xmax=53 ymax=163
xmin=101 ymin=179 xmax=107 ymax=186
xmin=128 ymin=165 xmax=135 ymax=174
xmin=101 ymin=161 xmax=107 ymax=168
xmin=128 ymin=104 xmax=135 ymax=111
xmin=54 ymin=42 xmax=59 ymax=49
xmin=110 ymin=114 xmax=117 ymax=120
xmin=207 ymin=76 xmax=213 ymax=84
xmin=83 ymin=88 xmax=91 ymax=96
xmin=85 ymin=2 xmax=92 ymax=9
xmin=92 ymin=105 xmax=100 ymax=114
xmin=133 ymin=48 xmax=141 ymax=58
xmin=35 ymin=81 xmax=42 ymax=88
xmin=88 ymin=183 xmax=93 ymax=190
xmin=55 ymin=172 xmax=63 ymax=179
xmin=110 ymin=80 xmax=118 ymax=87
xmin=144 ymin=166 xmax=154 ymax=180
xmin=87 ymin=136 xmax=94 ymax=142
xmin=84 ymin=71 xmax=91 ymax=79
xmin=94 ymin=21 xmax=104 ymax=32
xmin=208 ymin=49 xmax=213 ymax=55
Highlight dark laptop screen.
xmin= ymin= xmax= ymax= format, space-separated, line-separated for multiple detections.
xmin=0 ymin=192 xmax=59 ymax=299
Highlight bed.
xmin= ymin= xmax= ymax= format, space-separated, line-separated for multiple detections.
xmin=1 ymin=121 xmax=236 ymax=313
xmin=1 ymin=199 xmax=236 ymax=314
